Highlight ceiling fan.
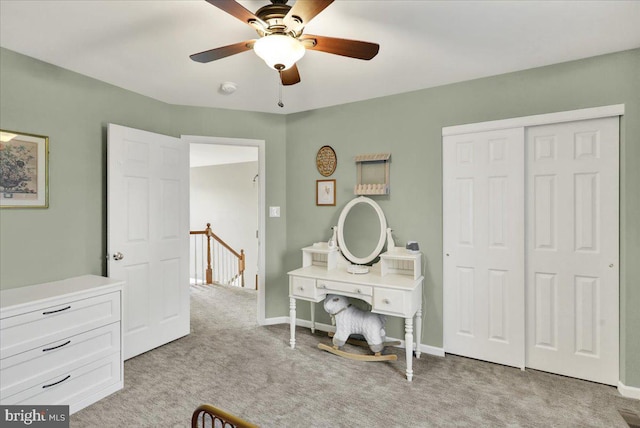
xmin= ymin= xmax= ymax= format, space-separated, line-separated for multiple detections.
xmin=190 ymin=0 xmax=380 ymax=86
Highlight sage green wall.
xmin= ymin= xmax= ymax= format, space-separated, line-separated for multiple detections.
xmin=1 ymin=46 xmax=638 ymax=389
xmin=0 ymin=48 xmax=288 ymax=316
xmin=285 ymin=49 xmax=640 ymax=387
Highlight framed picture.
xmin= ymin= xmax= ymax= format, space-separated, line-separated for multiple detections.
xmin=316 ymin=179 xmax=336 ymax=206
xmin=0 ymin=130 xmax=49 ymax=208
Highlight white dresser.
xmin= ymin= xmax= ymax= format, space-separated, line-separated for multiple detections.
xmin=0 ymin=275 xmax=124 ymax=414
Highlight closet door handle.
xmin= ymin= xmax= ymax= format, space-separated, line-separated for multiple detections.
xmin=42 ymin=375 xmax=71 ymax=389
xmin=43 ymin=306 xmax=71 ymax=315
xmin=43 ymin=340 xmax=71 ymax=352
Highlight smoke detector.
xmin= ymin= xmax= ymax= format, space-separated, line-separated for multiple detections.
xmin=219 ymin=82 xmax=238 ymax=95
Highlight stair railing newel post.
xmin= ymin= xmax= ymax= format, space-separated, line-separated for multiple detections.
xmin=191 ymin=222 xmax=246 ymax=287
xmin=239 ymin=249 xmax=246 ymax=287
xmin=205 ymin=223 xmax=213 ymax=284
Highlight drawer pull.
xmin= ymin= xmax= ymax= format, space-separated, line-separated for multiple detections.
xmin=42 ymin=375 xmax=71 ymax=389
xmin=42 ymin=305 xmax=71 ymax=315
xmin=356 ymin=289 xmax=362 ymax=294
xmin=43 ymin=340 xmax=71 ymax=352
xmin=298 ymin=287 xmax=304 ymax=291
xmin=383 ymin=298 xmax=391 ymax=304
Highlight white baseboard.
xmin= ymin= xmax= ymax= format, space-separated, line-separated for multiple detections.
xmin=261 ymin=316 xmax=288 ymax=326
xmin=380 ymin=338 xmax=444 ymax=357
xmin=419 ymin=343 xmax=445 ymax=357
xmin=619 ymin=381 xmax=640 ymax=400
xmin=300 ymin=320 xmax=334 ymax=331
xmin=263 ymin=316 xmax=445 ymax=357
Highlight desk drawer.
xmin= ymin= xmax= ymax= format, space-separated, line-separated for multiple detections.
xmin=317 ymin=280 xmax=373 ymax=297
xmin=290 ymin=277 xmax=317 ymax=300
xmin=0 ymin=291 xmax=121 ymax=358
xmin=1 ymin=323 xmax=120 ymax=399
xmin=373 ymin=288 xmax=408 ymax=317
xmin=1 ymin=354 xmax=121 ymax=408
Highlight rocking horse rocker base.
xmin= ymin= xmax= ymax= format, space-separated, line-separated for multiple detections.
xmin=317 ymin=342 xmax=397 ymax=361
xmin=318 ymin=332 xmax=400 ymax=361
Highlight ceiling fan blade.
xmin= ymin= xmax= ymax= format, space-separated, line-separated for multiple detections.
xmin=280 ymin=64 xmax=301 ymax=86
xmin=300 ymin=34 xmax=379 ymax=60
xmin=284 ymin=0 xmax=334 ymax=33
xmin=205 ymin=0 xmax=267 ymax=30
xmin=190 ymin=40 xmax=255 ymax=63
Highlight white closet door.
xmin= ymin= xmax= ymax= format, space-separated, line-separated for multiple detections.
xmin=526 ymin=117 xmax=619 ymax=385
xmin=443 ymin=128 xmax=525 ymax=368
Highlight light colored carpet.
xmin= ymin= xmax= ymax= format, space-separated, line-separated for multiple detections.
xmin=71 ymin=284 xmax=639 ymax=427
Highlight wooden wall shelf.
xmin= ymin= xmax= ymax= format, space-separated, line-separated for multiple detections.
xmin=354 ymin=153 xmax=391 ymax=195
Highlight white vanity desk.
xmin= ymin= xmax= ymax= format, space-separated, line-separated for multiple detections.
xmin=287 ymin=197 xmax=424 ymax=381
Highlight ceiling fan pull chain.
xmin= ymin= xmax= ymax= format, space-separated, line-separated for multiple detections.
xmin=277 ymin=72 xmax=284 ymax=108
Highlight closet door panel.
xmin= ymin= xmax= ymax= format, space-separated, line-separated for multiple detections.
xmin=443 ymin=128 xmax=525 ymax=368
xmin=526 ymin=117 xmax=619 ymax=386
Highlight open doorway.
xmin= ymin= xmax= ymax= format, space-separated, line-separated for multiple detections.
xmin=182 ymin=135 xmax=266 ymax=324
xmin=190 ymin=144 xmax=258 ymax=288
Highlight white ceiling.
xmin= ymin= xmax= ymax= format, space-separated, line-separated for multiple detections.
xmin=1 ymin=1 xmax=639 ymax=115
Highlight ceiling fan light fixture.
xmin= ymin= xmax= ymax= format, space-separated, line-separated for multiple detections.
xmin=253 ymin=34 xmax=305 ymax=71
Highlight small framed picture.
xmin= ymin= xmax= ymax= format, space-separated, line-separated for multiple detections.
xmin=316 ymin=179 xmax=336 ymax=206
xmin=0 ymin=130 xmax=49 ymax=208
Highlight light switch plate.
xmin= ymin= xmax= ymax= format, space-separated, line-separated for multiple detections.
xmin=269 ymin=206 xmax=281 ymax=217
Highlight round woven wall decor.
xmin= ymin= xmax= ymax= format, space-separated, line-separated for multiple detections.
xmin=316 ymin=145 xmax=337 ymax=177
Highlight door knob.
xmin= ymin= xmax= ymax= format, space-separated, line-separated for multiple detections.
xmin=113 ymin=252 xmax=124 ymax=261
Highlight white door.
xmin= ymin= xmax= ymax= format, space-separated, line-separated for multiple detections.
xmin=108 ymin=124 xmax=190 ymax=360
xmin=526 ymin=117 xmax=619 ymax=385
xmin=443 ymin=128 xmax=525 ymax=368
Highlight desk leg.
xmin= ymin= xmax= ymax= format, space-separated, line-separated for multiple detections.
xmin=404 ymin=317 xmax=414 ymax=382
xmin=415 ymin=308 xmax=422 ymax=359
xmin=290 ymin=298 xmax=296 ymax=349
xmin=310 ymin=301 xmax=316 ymax=334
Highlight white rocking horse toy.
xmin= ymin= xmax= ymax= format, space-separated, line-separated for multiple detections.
xmin=318 ymin=294 xmax=399 ymax=362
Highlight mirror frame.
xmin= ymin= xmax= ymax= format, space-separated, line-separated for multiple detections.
xmin=337 ymin=196 xmax=387 ymax=265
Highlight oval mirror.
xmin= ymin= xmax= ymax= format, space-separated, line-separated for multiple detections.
xmin=337 ymin=197 xmax=387 ymax=265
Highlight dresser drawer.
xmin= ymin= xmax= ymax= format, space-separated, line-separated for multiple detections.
xmin=317 ymin=280 xmax=373 ymax=297
xmin=0 ymin=291 xmax=121 ymax=359
xmin=290 ymin=277 xmax=317 ymax=300
xmin=373 ymin=288 xmax=409 ymax=317
xmin=1 ymin=322 xmax=120 ymax=399
xmin=1 ymin=354 xmax=121 ymax=410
